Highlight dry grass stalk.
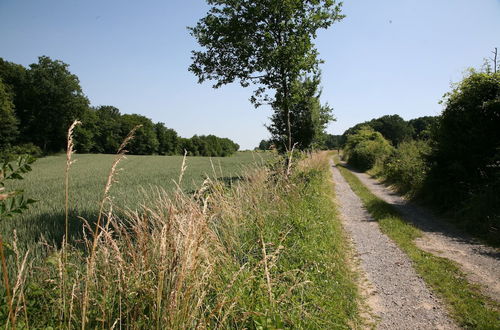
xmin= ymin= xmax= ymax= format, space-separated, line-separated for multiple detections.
xmin=81 ymin=125 xmax=141 ymax=330
xmin=62 ymin=119 xmax=81 ymax=326
xmin=65 ymin=120 xmax=81 ymax=246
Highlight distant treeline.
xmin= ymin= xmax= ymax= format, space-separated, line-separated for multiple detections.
xmin=341 ymin=67 xmax=500 ymax=244
xmin=0 ymin=56 xmax=239 ymax=158
xmin=257 ymin=133 xmax=342 ymax=151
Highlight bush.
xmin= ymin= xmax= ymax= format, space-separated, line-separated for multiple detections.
xmin=343 ymin=127 xmax=393 ymax=171
xmin=0 ymin=143 xmax=42 ymax=162
xmin=382 ymin=140 xmax=431 ymax=196
xmin=417 ymin=70 xmax=500 ymax=244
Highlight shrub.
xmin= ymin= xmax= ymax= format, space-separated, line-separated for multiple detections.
xmin=343 ymin=127 xmax=393 ymax=171
xmin=382 ymin=140 xmax=431 ymax=196
xmin=0 ymin=143 xmax=42 ymax=162
xmin=424 ymin=70 xmax=500 ymax=242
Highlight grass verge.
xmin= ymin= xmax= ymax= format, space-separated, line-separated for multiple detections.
xmin=334 ymin=157 xmax=500 ymax=329
xmin=1 ymin=152 xmax=360 ymax=328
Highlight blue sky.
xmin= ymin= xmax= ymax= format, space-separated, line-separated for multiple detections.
xmin=1 ymin=0 xmax=499 ymax=149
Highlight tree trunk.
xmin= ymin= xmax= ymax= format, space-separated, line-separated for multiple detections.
xmin=282 ymin=77 xmax=292 ymax=152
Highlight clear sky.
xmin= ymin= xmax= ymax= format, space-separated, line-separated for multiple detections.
xmin=1 ymin=0 xmax=499 ymax=149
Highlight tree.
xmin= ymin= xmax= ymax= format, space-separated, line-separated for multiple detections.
xmin=368 ymin=115 xmax=413 ymax=146
xmin=23 ymin=56 xmax=90 ymax=153
xmin=257 ymin=139 xmax=273 ymax=150
xmin=425 ymin=69 xmax=500 ymax=239
xmin=120 ymin=114 xmax=159 ymax=155
xmin=430 ymin=70 xmax=500 ymax=198
xmin=93 ymin=106 xmax=124 ymax=153
xmin=73 ymin=107 xmax=98 ymax=153
xmin=0 ymin=79 xmax=19 ymax=151
xmin=268 ymin=74 xmax=333 ymax=150
xmin=190 ymin=0 xmax=343 ymax=152
xmin=323 ymin=134 xmax=341 ymax=150
xmin=408 ymin=116 xmax=439 ymax=140
xmin=342 ymin=114 xmax=413 ymax=146
xmin=155 ymin=122 xmax=180 ymax=155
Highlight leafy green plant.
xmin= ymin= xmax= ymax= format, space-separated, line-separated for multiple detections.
xmin=343 ymin=126 xmax=393 ymax=171
xmin=382 ymin=140 xmax=431 ymax=196
xmin=0 ymin=155 xmax=37 ymax=217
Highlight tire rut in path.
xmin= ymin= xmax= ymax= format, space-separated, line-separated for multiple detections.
xmin=350 ymin=169 xmax=500 ymax=303
xmin=330 ymin=162 xmax=457 ymax=329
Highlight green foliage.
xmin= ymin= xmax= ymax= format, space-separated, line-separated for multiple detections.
xmin=121 ymin=114 xmax=159 ymax=155
xmin=322 ymin=134 xmax=342 ymax=150
xmin=257 ymin=139 xmax=273 ymax=151
xmin=0 ymin=79 xmax=19 ymax=151
xmin=180 ymin=135 xmax=239 ymax=156
xmin=91 ymin=105 xmax=123 ymax=153
xmin=73 ymin=107 xmax=98 ymax=153
xmin=0 ymin=155 xmax=37 ymax=218
xmin=408 ymin=116 xmax=439 ymax=140
xmin=425 ymin=70 xmax=500 ymax=241
xmin=343 ymin=114 xmax=414 ymax=146
xmin=190 ymin=0 xmax=344 ymax=151
xmin=0 ymin=144 xmax=42 ymax=163
xmin=1 ymin=57 xmax=241 ymax=158
xmin=155 ymin=122 xmax=180 ymax=155
xmin=343 ymin=127 xmax=393 ymax=171
xmin=382 ymin=140 xmax=431 ymax=196
xmin=23 ymin=56 xmax=90 ymax=153
xmin=269 ymin=74 xmax=334 ymax=151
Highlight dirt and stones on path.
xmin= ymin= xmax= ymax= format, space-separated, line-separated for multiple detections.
xmin=330 ymin=161 xmax=457 ymax=329
xmin=349 ymin=168 xmax=500 ymax=303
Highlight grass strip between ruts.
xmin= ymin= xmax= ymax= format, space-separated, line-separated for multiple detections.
xmin=334 ymin=157 xmax=500 ymax=329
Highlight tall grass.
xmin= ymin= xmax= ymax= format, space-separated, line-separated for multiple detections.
xmin=2 ymin=140 xmax=360 ymax=328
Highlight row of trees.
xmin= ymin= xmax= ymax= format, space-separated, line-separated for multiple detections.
xmin=0 ymin=57 xmax=239 ymax=157
xmin=342 ymin=65 xmax=500 ymax=243
xmin=342 ymin=114 xmax=438 ymax=147
xmin=257 ymin=133 xmax=342 ymax=151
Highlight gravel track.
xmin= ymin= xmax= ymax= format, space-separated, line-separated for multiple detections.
xmin=350 ymin=169 xmax=500 ymax=303
xmin=331 ymin=161 xmax=457 ymax=329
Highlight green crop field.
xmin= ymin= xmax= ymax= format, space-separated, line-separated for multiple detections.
xmin=1 ymin=151 xmax=269 ymax=258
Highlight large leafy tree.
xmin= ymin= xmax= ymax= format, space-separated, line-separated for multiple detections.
xmin=426 ymin=70 xmax=500 ymax=237
xmin=268 ymin=74 xmax=333 ymax=150
xmin=190 ymin=0 xmax=343 ymax=151
xmin=24 ymin=56 xmax=90 ymax=153
xmin=430 ymin=70 xmax=500 ymax=196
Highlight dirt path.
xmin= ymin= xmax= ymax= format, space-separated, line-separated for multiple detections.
xmin=349 ymin=168 xmax=500 ymax=303
xmin=330 ymin=161 xmax=457 ymax=329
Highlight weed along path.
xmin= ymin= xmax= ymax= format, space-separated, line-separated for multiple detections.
xmin=330 ymin=161 xmax=457 ymax=329
xmin=350 ymin=168 xmax=500 ymax=303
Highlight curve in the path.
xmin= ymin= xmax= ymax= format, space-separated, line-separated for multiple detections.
xmin=350 ymin=168 xmax=500 ymax=303
xmin=331 ymin=161 xmax=457 ymax=330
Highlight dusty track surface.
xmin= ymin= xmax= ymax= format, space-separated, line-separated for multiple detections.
xmin=331 ymin=161 xmax=457 ymax=329
xmin=350 ymin=168 xmax=500 ymax=303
